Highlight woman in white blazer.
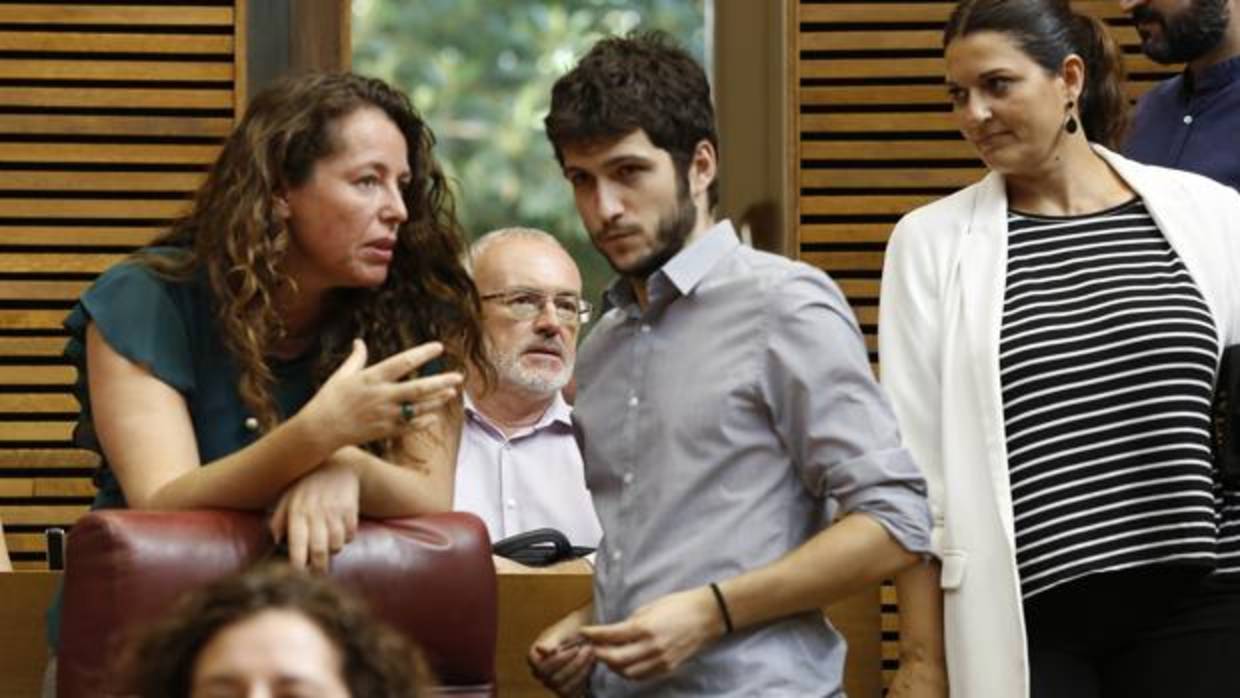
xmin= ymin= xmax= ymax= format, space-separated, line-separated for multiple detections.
xmin=880 ymin=1 xmax=1240 ymax=697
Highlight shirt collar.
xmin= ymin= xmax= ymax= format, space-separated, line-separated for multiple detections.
xmin=602 ymin=219 xmax=740 ymax=314
xmin=1182 ymin=54 xmax=1240 ymax=96
xmin=463 ymin=388 xmax=572 ymax=436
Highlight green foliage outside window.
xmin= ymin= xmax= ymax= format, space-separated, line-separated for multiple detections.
xmin=352 ymin=0 xmax=707 ymax=315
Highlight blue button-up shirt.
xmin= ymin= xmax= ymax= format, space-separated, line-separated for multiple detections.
xmin=1125 ymin=55 xmax=1240 ymax=190
xmin=574 ymin=221 xmax=931 ymax=696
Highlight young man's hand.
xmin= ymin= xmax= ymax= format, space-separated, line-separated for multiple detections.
xmin=529 ymin=603 xmax=595 ymax=696
xmin=579 ymin=585 xmax=726 ymax=680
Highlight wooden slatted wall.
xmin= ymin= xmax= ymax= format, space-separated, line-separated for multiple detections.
xmin=790 ymin=0 xmax=1180 ymax=690
xmin=0 ymin=1 xmax=245 ymax=569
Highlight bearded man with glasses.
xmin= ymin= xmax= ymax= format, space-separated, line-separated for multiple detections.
xmin=452 ymin=227 xmax=601 ymax=570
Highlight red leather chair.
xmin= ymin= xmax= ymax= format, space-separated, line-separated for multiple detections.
xmin=57 ymin=509 xmax=497 ymax=697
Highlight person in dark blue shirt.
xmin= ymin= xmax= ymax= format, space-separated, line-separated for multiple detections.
xmin=1121 ymin=0 xmax=1240 ymax=189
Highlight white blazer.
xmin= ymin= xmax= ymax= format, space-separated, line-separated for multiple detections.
xmin=878 ymin=146 xmax=1240 ymax=697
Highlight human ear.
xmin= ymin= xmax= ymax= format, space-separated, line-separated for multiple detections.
xmin=688 ymin=139 xmax=717 ymax=199
xmin=273 ymin=192 xmax=291 ymax=221
xmin=1059 ymin=53 xmax=1086 ymax=104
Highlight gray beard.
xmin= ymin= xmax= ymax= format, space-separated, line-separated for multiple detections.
xmin=488 ymin=347 xmax=571 ymax=397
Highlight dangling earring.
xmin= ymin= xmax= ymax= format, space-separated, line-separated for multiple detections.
xmin=1064 ymin=101 xmax=1079 ymax=135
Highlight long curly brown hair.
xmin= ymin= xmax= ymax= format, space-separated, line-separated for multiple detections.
xmin=141 ymin=72 xmax=487 ymax=432
xmin=118 ymin=563 xmax=426 ymax=697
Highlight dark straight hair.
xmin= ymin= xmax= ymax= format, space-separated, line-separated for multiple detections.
xmin=944 ymin=0 xmax=1129 ymax=149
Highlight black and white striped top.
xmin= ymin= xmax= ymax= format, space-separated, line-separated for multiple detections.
xmin=1001 ymin=198 xmax=1240 ymax=599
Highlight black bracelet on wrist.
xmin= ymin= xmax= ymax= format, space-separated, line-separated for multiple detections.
xmin=708 ymin=582 xmax=734 ymax=634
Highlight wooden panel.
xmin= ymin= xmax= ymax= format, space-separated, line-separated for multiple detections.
xmin=803 ymin=251 xmax=888 ymax=272
xmin=4 ymin=533 xmax=52 ymax=554
xmin=0 ymin=422 xmax=74 ymax=441
xmin=0 ymin=337 xmax=71 ymax=358
xmin=496 ymin=571 xmax=593 ymax=697
xmin=0 ymin=253 xmax=128 ymax=274
xmin=802 ymin=112 xmax=958 ymax=133
xmin=0 ymin=478 xmax=92 ymax=498
xmin=827 ymin=587 xmax=883 ymax=698
xmin=0 ymin=4 xmax=233 ymax=25
xmin=0 ymin=199 xmax=189 ymax=219
xmin=0 ymin=280 xmax=89 ymax=301
xmin=800 ymin=26 xmax=1144 ymax=51
xmin=837 ymin=278 xmax=882 ymax=299
xmin=0 ymin=143 xmax=219 ymax=165
xmin=0 ymin=3 xmax=242 ymax=543
xmin=0 ymin=572 xmax=60 ymax=698
xmin=802 ymin=140 xmax=975 ymax=160
xmin=0 ymin=87 xmax=233 ymax=109
xmin=0 ymin=59 xmax=232 ymax=82
xmin=799 ymin=1 xmax=1131 ymax=23
xmin=0 ymin=450 xmax=98 ymax=470
xmin=0 ymin=170 xmax=204 ymax=193
xmin=0 ymin=31 xmax=233 ymax=54
xmin=35 ymin=478 xmax=96 ymax=497
xmin=801 ymin=167 xmax=984 ymax=189
xmin=0 ymin=506 xmax=88 ymax=527
xmin=802 ymin=194 xmax=941 ymax=215
xmin=0 ymin=312 xmax=77 ymax=332
xmin=0 ymin=226 xmax=163 ymax=247
xmin=0 ymin=393 xmax=79 ymax=413
xmin=0 ymin=115 xmax=231 ymax=139
xmin=800 ymin=54 xmax=1166 ymax=80
xmin=800 ymin=81 xmax=1159 ymax=106
xmin=800 ymin=3 xmax=955 ymax=22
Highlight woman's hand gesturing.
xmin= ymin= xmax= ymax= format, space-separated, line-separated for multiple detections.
xmin=303 ymin=339 xmax=463 ymax=451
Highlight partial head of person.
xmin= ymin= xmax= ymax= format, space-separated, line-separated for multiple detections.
xmin=468 ymin=229 xmax=586 ymax=400
xmin=1121 ymin=0 xmax=1235 ymax=65
xmin=120 ymin=563 xmax=422 ymax=698
xmin=149 ymin=72 xmax=485 ymax=430
xmin=545 ymin=32 xmax=719 ymax=283
xmin=944 ymin=0 xmax=1129 ymax=175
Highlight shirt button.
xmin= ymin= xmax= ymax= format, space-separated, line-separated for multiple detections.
xmin=623 ymin=472 xmax=634 ymax=485
xmin=1183 ymin=115 xmax=1193 ymax=124
xmin=243 ymin=417 xmax=259 ymax=432
xmin=611 ymin=549 xmax=623 ymax=562
xmin=506 ymin=498 xmax=516 ymax=509
xmin=628 ymin=395 xmax=639 ymax=408
xmin=641 ymin=324 xmax=651 ymax=333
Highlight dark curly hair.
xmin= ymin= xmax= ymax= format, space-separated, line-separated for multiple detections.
xmin=944 ymin=0 xmax=1129 ymax=149
xmin=545 ymin=30 xmax=720 ymax=211
xmin=119 ymin=563 xmax=424 ymax=697
xmin=141 ymin=72 xmax=488 ymax=434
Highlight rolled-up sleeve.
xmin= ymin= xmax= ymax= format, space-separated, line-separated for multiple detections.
xmin=761 ymin=265 xmax=932 ymax=554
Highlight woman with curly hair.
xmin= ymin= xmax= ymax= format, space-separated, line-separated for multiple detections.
xmin=45 ymin=73 xmax=482 ymax=696
xmin=121 ymin=564 xmax=425 ymax=698
xmin=65 ymin=72 xmax=486 ymax=567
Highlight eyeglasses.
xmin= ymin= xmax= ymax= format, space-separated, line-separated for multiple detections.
xmin=480 ymin=288 xmax=593 ymax=325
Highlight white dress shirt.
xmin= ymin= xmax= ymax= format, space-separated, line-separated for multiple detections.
xmin=453 ymin=390 xmax=602 ymax=547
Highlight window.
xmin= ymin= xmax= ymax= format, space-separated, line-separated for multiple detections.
xmin=353 ymin=0 xmax=709 ymax=315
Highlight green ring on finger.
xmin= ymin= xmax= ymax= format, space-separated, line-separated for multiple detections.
xmin=400 ymin=401 xmax=416 ymax=423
